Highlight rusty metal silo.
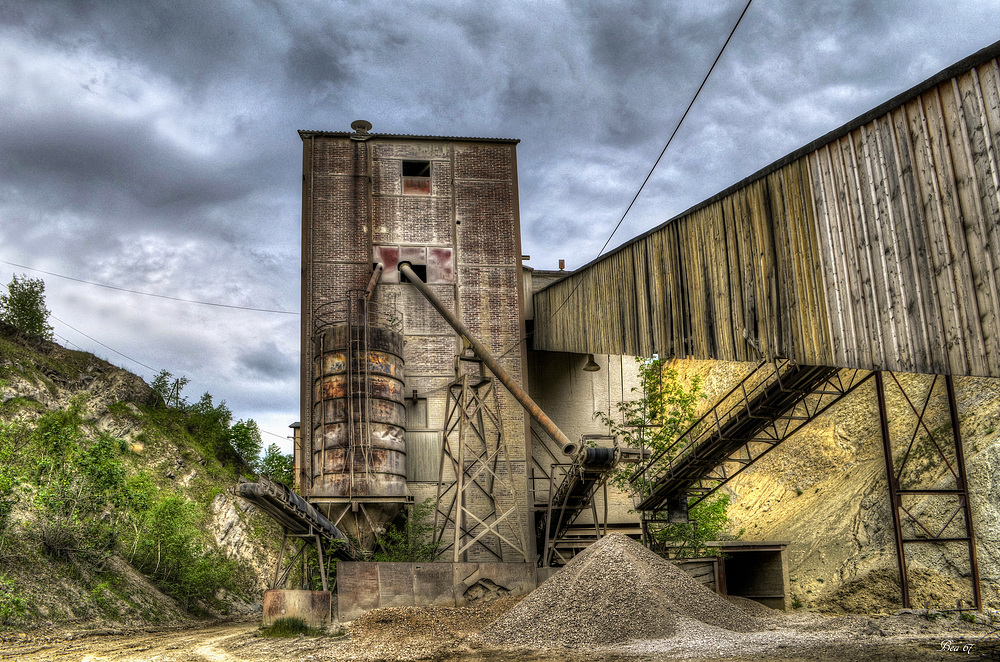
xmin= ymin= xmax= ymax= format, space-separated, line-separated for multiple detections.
xmin=310 ymin=293 xmax=407 ymax=548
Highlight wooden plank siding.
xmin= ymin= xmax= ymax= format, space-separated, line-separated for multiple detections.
xmin=533 ymin=42 xmax=1000 ymax=378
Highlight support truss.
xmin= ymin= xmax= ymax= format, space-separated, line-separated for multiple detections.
xmin=634 ymin=360 xmax=873 ymax=513
xmin=876 ymin=371 xmax=982 ymax=610
xmin=271 ymin=527 xmax=333 ymax=592
xmin=433 ymin=355 xmax=527 ymax=563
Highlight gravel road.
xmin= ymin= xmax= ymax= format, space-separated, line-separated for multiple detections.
xmin=2 ymin=534 xmax=996 ymax=661
xmin=1 ymin=610 xmax=997 ymax=661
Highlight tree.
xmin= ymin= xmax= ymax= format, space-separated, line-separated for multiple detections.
xmin=228 ymin=419 xmax=262 ymax=472
xmin=0 ymin=274 xmax=53 ymax=340
xmin=151 ymin=369 xmax=190 ymax=409
xmin=596 ymin=357 xmax=739 ymax=558
xmin=259 ymin=443 xmax=294 ymax=485
xmin=595 ymin=357 xmax=703 ymax=497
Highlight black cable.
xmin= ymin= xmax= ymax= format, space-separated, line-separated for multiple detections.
xmin=52 ymin=314 xmax=294 ymax=444
xmin=50 ymin=314 xmax=159 ymax=372
xmin=542 ymin=0 xmax=754 ymax=325
xmin=0 ymin=259 xmax=297 ymax=315
xmin=53 ymin=333 xmax=84 ymax=351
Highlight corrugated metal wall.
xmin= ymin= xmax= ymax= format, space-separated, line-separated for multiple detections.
xmin=533 ymin=41 xmax=1000 ymax=379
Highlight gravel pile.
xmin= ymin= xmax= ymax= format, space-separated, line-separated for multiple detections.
xmin=725 ymin=594 xmax=780 ymax=617
xmin=478 ymin=533 xmax=761 ymax=647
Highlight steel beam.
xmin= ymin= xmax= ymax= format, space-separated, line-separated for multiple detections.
xmin=399 ymin=261 xmax=578 ymax=456
xmin=876 ymin=371 xmax=982 ymax=611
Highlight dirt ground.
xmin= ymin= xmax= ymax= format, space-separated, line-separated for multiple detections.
xmin=1 ymin=604 xmax=998 ymax=662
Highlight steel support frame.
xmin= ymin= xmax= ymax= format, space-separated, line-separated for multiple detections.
xmin=875 ymin=371 xmax=982 ymax=611
xmin=271 ymin=526 xmax=331 ymax=592
xmin=433 ymin=356 xmax=528 ymax=563
xmin=683 ymin=367 xmax=873 ymax=507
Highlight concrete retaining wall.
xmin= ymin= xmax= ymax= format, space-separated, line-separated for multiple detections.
xmin=337 ymin=561 xmax=537 ymax=621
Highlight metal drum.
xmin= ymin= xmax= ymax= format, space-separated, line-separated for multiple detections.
xmin=312 ymin=323 xmax=406 ymax=497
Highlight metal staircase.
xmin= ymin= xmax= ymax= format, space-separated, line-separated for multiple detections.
xmin=633 ymin=360 xmax=872 ymax=515
xmin=534 ymin=444 xmax=619 ymax=566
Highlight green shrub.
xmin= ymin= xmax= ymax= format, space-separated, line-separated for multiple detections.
xmin=650 ymin=493 xmax=736 ymax=559
xmin=127 ymin=492 xmax=236 ymax=608
xmin=373 ymin=498 xmax=440 ymax=562
xmin=0 ymin=423 xmax=24 ymax=538
xmin=0 ymin=575 xmax=27 ymax=624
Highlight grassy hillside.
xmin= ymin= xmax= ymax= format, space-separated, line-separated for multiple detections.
xmin=0 ymin=322 xmax=279 ymax=629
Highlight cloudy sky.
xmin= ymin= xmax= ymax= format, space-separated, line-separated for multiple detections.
xmin=2 ymin=0 xmax=999 ymax=452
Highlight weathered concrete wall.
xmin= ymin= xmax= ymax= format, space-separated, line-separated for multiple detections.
xmin=337 ymin=562 xmax=537 ymax=621
xmin=264 ymin=590 xmax=332 ymax=628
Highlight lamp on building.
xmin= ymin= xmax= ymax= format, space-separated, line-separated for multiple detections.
xmin=582 ymin=354 xmax=601 ymax=372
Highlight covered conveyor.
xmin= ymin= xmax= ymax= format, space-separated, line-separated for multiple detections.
xmin=234 ymin=475 xmax=361 ymax=561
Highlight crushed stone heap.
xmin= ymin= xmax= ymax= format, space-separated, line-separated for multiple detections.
xmin=478 ymin=532 xmax=762 ymax=647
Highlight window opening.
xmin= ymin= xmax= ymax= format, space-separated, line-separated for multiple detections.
xmin=399 ymin=263 xmax=427 ymax=283
xmin=402 ymin=160 xmax=431 ymax=195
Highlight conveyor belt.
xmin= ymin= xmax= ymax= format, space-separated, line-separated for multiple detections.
xmin=636 ymin=363 xmax=840 ymax=512
xmin=234 ymin=476 xmax=361 ymax=561
xmin=536 ymin=447 xmax=618 ymax=563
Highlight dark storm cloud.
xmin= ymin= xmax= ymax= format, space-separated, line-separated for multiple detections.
xmin=2 ymin=0 xmax=998 ymax=446
xmin=1 ymin=112 xmax=248 ymax=217
xmin=11 ymin=0 xmax=277 ymax=87
xmin=236 ymin=340 xmax=296 ymax=380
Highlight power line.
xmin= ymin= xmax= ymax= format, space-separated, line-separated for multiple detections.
xmin=53 ymin=333 xmax=84 ymax=351
xmin=543 ymin=0 xmax=754 ymax=325
xmin=51 ymin=315 xmax=296 ymax=441
xmin=50 ymin=314 xmax=159 ymax=373
xmin=0 ymin=259 xmax=297 ymax=315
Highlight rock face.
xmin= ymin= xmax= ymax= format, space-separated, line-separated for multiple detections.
xmin=209 ymin=492 xmax=277 ymax=595
xmin=668 ymin=359 xmax=1000 ymax=612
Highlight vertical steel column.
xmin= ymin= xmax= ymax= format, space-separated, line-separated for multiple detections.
xmin=877 ymin=371 xmax=982 ymax=611
xmin=946 ymin=375 xmax=982 ymax=611
xmin=876 ymin=371 xmax=910 ymax=608
xmin=453 ymin=376 xmax=467 ymax=563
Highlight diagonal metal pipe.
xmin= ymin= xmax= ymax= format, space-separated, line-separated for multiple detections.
xmin=398 ymin=262 xmax=578 ymax=456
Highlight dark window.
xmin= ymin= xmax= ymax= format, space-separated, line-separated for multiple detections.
xmin=399 ymin=263 xmax=427 ymax=283
xmin=402 ymin=160 xmax=431 ymax=195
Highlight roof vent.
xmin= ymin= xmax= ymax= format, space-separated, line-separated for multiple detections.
xmin=351 ymin=119 xmax=372 ymax=134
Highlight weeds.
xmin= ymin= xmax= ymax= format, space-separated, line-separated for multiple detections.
xmin=261 ymin=617 xmax=312 ymax=638
xmin=0 ymin=575 xmax=27 ymax=624
xmin=373 ymin=498 xmax=440 ymax=562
